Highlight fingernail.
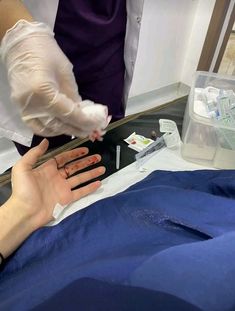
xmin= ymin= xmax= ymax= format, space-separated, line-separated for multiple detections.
xmin=99 ymin=167 xmax=105 ymax=173
xmin=89 ymin=156 xmax=99 ymax=164
xmin=40 ymin=138 xmax=47 ymax=144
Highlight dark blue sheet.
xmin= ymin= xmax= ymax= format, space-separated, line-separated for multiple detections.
xmin=32 ymin=278 xmax=202 ymax=311
xmin=1 ymin=170 xmax=235 ymax=311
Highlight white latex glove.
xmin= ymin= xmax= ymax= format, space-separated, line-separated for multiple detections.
xmin=1 ymin=20 xmax=111 ymax=139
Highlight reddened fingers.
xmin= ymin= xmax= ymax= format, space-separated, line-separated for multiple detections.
xmin=68 ymin=166 xmax=106 ymax=189
xmin=59 ymin=154 xmax=102 ymax=178
xmin=54 ymin=147 xmax=89 ymax=168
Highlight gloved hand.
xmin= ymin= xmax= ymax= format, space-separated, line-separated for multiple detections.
xmin=0 ymin=20 xmax=111 ymax=139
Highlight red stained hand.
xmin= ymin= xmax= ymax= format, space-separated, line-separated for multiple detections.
xmin=10 ymin=139 xmax=105 ymax=229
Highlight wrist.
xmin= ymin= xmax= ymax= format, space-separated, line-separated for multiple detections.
xmin=0 ymin=196 xmax=36 ymax=258
xmin=1 ymin=20 xmax=54 ymax=63
xmin=0 ymin=0 xmax=34 ymax=40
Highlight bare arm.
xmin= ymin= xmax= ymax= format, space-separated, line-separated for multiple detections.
xmin=0 ymin=2 xmax=35 ymax=259
xmin=0 ymin=139 xmax=105 ymax=260
xmin=0 ymin=198 xmax=34 ymax=258
xmin=0 ymin=0 xmax=33 ymax=40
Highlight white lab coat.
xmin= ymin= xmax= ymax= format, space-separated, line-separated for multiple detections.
xmin=0 ymin=0 xmax=145 ymax=146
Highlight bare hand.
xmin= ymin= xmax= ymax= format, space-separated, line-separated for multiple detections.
xmin=10 ymin=139 xmax=105 ymax=229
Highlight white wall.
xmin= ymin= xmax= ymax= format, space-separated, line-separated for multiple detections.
xmin=129 ymin=0 xmax=216 ymax=98
xmin=23 ymin=0 xmax=59 ymax=28
xmin=181 ymin=0 xmax=217 ymax=85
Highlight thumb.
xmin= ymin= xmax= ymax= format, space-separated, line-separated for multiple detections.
xmin=20 ymin=139 xmax=49 ymax=169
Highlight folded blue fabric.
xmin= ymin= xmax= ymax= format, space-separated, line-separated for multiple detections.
xmin=129 ymin=231 xmax=235 ymax=311
xmin=1 ymin=170 xmax=235 ymax=311
xmin=33 ymin=278 xmax=202 ymax=311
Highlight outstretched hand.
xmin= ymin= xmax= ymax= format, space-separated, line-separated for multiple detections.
xmin=10 ymin=139 xmax=105 ymax=229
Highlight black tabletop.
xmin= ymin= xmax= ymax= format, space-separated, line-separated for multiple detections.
xmin=81 ymin=96 xmax=187 ymax=179
xmin=0 ymin=96 xmax=187 ymax=204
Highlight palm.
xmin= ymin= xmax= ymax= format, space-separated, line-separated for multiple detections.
xmin=14 ymin=160 xmax=72 ymax=214
xmin=11 ymin=140 xmax=105 ymax=228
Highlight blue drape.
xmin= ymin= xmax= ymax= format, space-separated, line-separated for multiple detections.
xmin=1 ymin=170 xmax=235 ymax=310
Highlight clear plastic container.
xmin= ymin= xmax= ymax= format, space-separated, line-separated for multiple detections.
xmin=181 ymin=71 xmax=235 ymax=169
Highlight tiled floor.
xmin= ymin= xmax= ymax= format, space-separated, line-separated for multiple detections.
xmin=218 ymin=31 xmax=235 ymax=75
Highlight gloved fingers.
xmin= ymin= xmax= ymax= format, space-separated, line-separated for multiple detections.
xmin=19 ymin=83 xmax=80 ymax=125
xmin=39 ymin=106 xmax=109 ymax=140
xmin=67 ymin=102 xmax=109 ymax=133
xmin=102 ymin=115 xmax=112 ymax=129
xmin=89 ymin=129 xmax=106 ymax=142
xmin=21 ymin=94 xmax=110 ymax=139
xmin=39 ymin=116 xmax=73 ymax=135
xmin=58 ymin=62 xmax=82 ymax=103
xmin=47 ymin=93 xmax=100 ymax=131
xmin=38 ymin=117 xmax=92 ymax=139
xmin=24 ymin=117 xmax=64 ymax=137
xmin=10 ymin=77 xmax=59 ymax=113
xmin=65 ymin=127 xmax=92 ymax=139
xmin=1 ymin=20 xmax=109 ymax=139
xmin=47 ymin=91 xmax=79 ymax=120
xmin=79 ymin=100 xmax=95 ymax=109
xmin=22 ymin=108 xmax=92 ymax=138
xmin=12 ymin=77 xmax=88 ymax=136
xmin=77 ymin=101 xmax=110 ymax=130
xmin=50 ymin=93 xmax=108 ymax=130
xmin=40 ymin=116 xmax=92 ymax=138
xmin=38 ymin=121 xmax=85 ymax=138
xmin=14 ymin=77 xmax=110 ymax=139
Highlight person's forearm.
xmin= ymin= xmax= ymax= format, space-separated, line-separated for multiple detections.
xmin=0 ymin=196 xmax=35 ymax=258
xmin=0 ymin=0 xmax=34 ymax=40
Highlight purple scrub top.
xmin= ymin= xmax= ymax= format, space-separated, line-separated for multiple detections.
xmin=15 ymin=0 xmax=127 ymax=154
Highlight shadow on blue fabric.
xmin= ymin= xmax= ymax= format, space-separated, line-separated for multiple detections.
xmin=1 ymin=169 xmax=235 ymax=311
xmin=33 ymin=278 xmax=202 ymax=311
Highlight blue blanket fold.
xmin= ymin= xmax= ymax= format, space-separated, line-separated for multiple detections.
xmin=1 ymin=169 xmax=235 ymax=311
xmin=129 ymin=231 xmax=235 ymax=311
